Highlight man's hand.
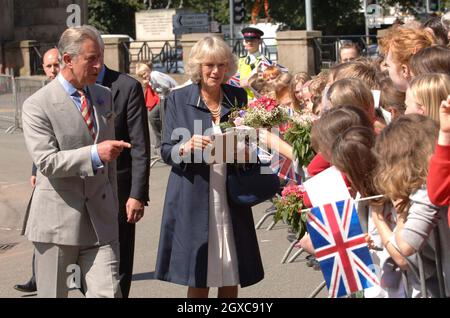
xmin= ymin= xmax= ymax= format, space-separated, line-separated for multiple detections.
xmin=126 ymin=197 xmax=145 ymax=223
xmin=30 ymin=176 xmax=36 ymax=187
xmin=97 ymin=140 xmax=131 ymax=162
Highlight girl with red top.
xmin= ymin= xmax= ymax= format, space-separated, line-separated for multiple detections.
xmin=428 ymin=96 xmax=450 ymax=226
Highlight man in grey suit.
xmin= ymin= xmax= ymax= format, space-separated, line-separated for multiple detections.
xmin=22 ymin=26 xmax=130 ymax=298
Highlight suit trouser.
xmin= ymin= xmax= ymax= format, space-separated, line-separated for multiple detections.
xmin=148 ymin=104 xmax=161 ymax=149
xmin=34 ymin=241 xmax=121 ymax=298
xmin=117 ymin=181 xmax=136 ymax=299
xmin=118 ymin=220 xmax=135 ymax=298
xmin=30 ymin=251 xmax=36 ymax=286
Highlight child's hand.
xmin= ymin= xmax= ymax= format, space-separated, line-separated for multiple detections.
xmin=440 ymin=95 xmax=450 ymax=133
xmin=439 ymin=96 xmax=450 ymax=145
xmin=365 ymin=234 xmax=376 ymax=250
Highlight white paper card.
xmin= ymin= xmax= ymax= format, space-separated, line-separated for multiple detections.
xmin=303 ymin=166 xmax=351 ymax=207
xmin=371 ymin=89 xmax=381 ymax=109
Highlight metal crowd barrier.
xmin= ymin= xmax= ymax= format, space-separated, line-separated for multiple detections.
xmin=0 ymin=75 xmax=47 ymax=133
xmin=150 ymin=94 xmax=166 ymax=168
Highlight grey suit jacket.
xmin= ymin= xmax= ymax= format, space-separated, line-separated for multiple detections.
xmin=22 ymin=79 xmax=119 ymax=246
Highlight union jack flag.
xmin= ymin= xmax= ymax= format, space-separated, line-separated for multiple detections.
xmin=306 ymin=199 xmax=379 ymax=298
xmin=270 ymin=151 xmax=301 ymax=184
xmin=227 ymin=73 xmax=241 ymax=87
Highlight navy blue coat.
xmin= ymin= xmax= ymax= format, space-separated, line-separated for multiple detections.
xmin=155 ymin=83 xmax=264 ymax=288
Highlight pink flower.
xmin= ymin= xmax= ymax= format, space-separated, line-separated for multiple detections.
xmin=233 ymin=117 xmax=244 ymax=127
xmin=279 ymin=122 xmax=291 ymax=134
xmin=281 ymin=184 xmax=305 ymax=199
xmin=265 ymin=103 xmax=276 ymax=112
xmin=248 ymin=96 xmax=278 ymax=111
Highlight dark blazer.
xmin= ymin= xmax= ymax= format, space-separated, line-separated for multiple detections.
xmin=102 ymin=66 xmax=150 ymax=207
xmin=155 ymin=83 xmax=264 ymax=288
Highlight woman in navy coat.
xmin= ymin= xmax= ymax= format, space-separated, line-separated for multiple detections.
xmin=155 ymin=36 xmax=264 ymax=298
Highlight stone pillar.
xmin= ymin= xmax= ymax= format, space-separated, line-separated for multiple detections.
xmin=180 ymin=33 xmax=224 ymax=74
xmin=103 ymin=36 xmax=130 ymax=74
xmin=377 ymin=29 xmax=389 ymax=39
xmin=276 ymin=30 xmax=322 ymax=76
xmin=4 ymin=40 xmax=38 ymax=76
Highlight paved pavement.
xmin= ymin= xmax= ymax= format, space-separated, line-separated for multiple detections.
xmin=0 ymin=130 xmax=327 ymax=298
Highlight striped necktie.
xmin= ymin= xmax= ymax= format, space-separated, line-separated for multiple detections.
xmin=78 ymin=89 xmax=96 ymax=140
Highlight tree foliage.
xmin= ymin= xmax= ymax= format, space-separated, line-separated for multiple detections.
xmin=268 ymin=0 xmax=365 ymax=35
xmin=91 ymin=0 xmax=436 ymax=38
xmin=88 ymin=0 xmax=145 ymax=38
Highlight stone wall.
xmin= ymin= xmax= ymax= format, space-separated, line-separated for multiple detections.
xmin=1 ymin=0 xmax=88 ymax=74
xmin=12 ymin=0 xmax=88 ymax=43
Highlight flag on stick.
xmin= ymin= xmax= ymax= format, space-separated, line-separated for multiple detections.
xmin=306 ymin=199 xmax=379 ymax=298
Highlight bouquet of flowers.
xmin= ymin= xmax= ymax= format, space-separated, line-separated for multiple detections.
xmin=283 ymin=111 xmax=318 ymax=167
xmin=221 ymin=96 xmax=290 ymax=131
xmin=273 ymin=184 xmax=308 ymax=239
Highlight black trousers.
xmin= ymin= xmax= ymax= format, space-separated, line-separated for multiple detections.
xmin=118 ymin=218 xmax=135 ymax=298
xmin=118 ymin=185 xmax=136 ymax=299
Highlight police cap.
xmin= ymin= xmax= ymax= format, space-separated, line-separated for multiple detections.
xmin=241 ymin=27 xmax=264 ymax=40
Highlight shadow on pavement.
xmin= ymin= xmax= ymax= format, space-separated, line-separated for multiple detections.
xmin=132 ymin=271 xmax=155 ymax=281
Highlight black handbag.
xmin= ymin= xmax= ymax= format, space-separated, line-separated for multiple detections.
xmin=226 ymin=162 xmax=280 ymax=207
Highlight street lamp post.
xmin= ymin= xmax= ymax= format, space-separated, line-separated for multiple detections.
xmin=229 ymin=0 xmax=234 ymax=47
xmin=305 ymin=0 xmax=313 ymax=31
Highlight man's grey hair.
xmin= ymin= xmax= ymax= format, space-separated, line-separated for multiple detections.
xmin=57 ymin=25 xmax=103 ymax=68
xmin=83 ymin=25 xmax=105 ymax=51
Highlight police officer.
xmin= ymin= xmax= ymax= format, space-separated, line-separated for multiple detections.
xmin=238 ymin=27 xmax=271 ymax=99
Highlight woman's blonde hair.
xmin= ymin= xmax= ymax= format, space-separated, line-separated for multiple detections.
xmin=373 ymin=114 xmax=438 ymax=214
xmin=135 ymin=62 xmax=151 ymax=78
xmin=409 ymin=73 xmax=450 ymax=123
xmin=185 ymin=36 xmax=237 ymax=84
xmin=327 ymin=78 xmax=375 ymax=120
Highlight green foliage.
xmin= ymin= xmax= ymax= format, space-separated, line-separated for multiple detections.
xmin=283 ymin=118 xmax=315 ymax=168
xmin=147 ymin=0 xmax=230 ymax=23
xmin=88 ymin=0 xmax=368 ymax=38
xmin=273 ymin=191 xmax=307 ymax=240
xmin=269 ymin=0 xmax=365 ymax=35
xmin=88 ymin=0 xmax=145 ymax=38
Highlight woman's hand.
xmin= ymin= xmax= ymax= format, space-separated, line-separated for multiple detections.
xmin=185 ymin=135 xmax=212 ymax=152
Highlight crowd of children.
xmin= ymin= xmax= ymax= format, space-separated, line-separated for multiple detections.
xmin=239 ymin=21 xmax=450 ymax=298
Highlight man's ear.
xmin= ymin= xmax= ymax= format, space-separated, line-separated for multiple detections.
xmin=62 ymin=53 xmax=73 ymax=68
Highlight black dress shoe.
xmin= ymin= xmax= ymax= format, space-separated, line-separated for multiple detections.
xmin=13 ymin=280 xmax=37 ymax=293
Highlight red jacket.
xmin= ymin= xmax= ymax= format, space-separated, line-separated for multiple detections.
xmin=144 ymin=84 xmax=159 ymax=111
xmin=427 ymin=143 xmax=450 ymax=227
